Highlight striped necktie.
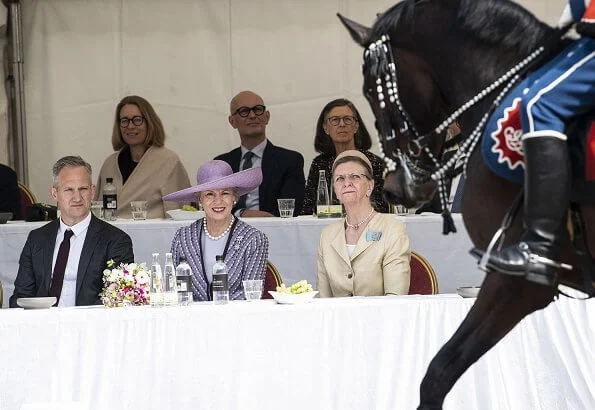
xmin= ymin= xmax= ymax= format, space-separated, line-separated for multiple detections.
xmin=237 ymin=152 xmax=255 ymax=209
xmin=49 ymin=229 xmax=74 ymax=305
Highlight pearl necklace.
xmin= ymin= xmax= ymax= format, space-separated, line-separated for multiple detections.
xmin=345 ymin=210 xmax=375 ymax=230
xmin=204 ymin=217 xmax=234 ymax=240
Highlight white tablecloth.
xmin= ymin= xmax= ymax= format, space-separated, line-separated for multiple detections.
xmin=0 ymin=296 xmax=593 ymax=410
xmin=0 ymin=214 xmax=483 ymax=307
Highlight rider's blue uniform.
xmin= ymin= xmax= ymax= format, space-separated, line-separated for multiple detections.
xmin=521 ymin=0 xmax=594 ymax=139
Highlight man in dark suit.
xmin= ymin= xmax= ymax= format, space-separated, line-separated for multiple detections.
xmin=215 ymin=90 xmax=305 ymax=217
xmin=9 ymin=156 xmax=134 ymax=308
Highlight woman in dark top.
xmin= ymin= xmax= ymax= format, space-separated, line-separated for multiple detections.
xmin=302 ymin=98 xmax=389 ymax=215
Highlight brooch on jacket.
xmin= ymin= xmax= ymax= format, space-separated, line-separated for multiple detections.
xmin=234 ymin=235 xmax=244 ymax=250
xmin=366 ymin=231 xmax=382 ymax=241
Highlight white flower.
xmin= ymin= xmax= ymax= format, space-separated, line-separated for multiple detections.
xmin=136 ymin=270 xmax=150 ymax=285
xmin=127 ymin=263 xmax=138 ymax=272
xmin=107 ymin=270 xmax=120 ymax=282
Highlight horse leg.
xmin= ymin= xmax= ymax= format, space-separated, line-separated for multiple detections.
xmin=417 ymin=273 xmax=556 ymax=409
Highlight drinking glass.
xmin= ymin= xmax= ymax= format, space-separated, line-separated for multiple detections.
xmin=91 ymin=201 xmax=103 ymax=219
xmin=395 ymin=205 xmax=408 ymax=215
xmin=242 ymin=279 xmax=263 ymax=301
xmin=277 ymin=198 xmax=295 ymax=218
xmin=130 ymin=201 xmax=148 ymax=220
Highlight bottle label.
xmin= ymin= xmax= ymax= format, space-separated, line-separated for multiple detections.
xmin=103 ymin=194 xmax=117 ymax=209
xmin=317 ymin=204 xmax=330 ymax=218
xmin=212 ymin=274 xmax=228 ymax=292
xmin=177 ymin=277 xmax=190 ymax=292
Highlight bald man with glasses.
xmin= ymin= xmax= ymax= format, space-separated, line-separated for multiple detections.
xmin=215 ymin=90 xmax=305 ymax=217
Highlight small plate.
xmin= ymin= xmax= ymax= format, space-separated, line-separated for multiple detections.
xmin=457 ymin=287 xmax=480 ymax=298
xmin=17 ymin=297 xmax=57 ymax=309
xmin=167 ymin=209 xmax=206 ymax=221
xmin=268 ymin=291 xmax=318 ymax=304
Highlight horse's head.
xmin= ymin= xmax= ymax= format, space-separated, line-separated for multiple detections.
xmin=338 ymin=0 xmax=553 ymax=209
xmin=338 ymin=10 xmax=451 ymax=209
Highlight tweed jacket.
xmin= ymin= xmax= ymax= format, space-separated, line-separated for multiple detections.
xmin=317 ymin=213 xmax=410 ymax=297
xmin=170 ymin=218 xmax=269 ymax=301
xmin=9 ymin=215 xmax=134 ymax=307
xmin=95 ymin=146 xmax=191 ymax=219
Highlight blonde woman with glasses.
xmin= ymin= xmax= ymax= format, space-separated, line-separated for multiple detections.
xmin=302 ymin=98 xmax=389 ymax=215
xmin=317 ymin=150 xmax=411 ymax=297
xmin=95 ymin=95 xmax=191 ymax=218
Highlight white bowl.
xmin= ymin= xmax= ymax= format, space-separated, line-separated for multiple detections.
xmin=167 ymin=209 xmax=205 ymax=221
xmin=457 ymin=287 xmax=480 ymax=298
xmin=268 ymin=291 xmax=318 ymax=304
xmin=17 ymin=297 xmax=57 ymax=309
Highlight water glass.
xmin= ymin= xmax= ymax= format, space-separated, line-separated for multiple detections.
xmin=91 ymin=201 xmax=103 ymax=219
xmin=277 ymin=198 xmax=295 ymax=218
xmin=394 ymin=205 xmax=408 ymax=215
xmin=242 ymin=279 xmax=263 ymax=301
xmin=130 ymin=201 xmax=148 ymax=220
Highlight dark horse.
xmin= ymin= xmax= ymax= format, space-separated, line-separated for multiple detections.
xmin=339 ymin=0 xmax=594 ymax=408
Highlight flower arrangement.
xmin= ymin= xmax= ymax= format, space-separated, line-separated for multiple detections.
xmin=99 ymin=259 xmax=151 ymax=307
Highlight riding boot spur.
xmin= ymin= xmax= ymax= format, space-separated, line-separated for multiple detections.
xmin=471 ymin=135 xmax=571 ymax=286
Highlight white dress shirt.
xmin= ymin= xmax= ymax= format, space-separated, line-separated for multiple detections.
xmin=51 ymin=212 xmax=92 ymax=307
xmin=240 ymin=139 xmax=267 ymax=210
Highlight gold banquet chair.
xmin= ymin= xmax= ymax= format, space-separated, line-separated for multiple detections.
xmin=262 ymin=260 xmax=283 ymax=299
xmin=18 ymin=181 xmax=37 ymax=220
xmin=408 ymin=251 xmax=439 ymax=295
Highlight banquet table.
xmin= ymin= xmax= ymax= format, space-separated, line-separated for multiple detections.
xmin=0 ymin=295 xmax=593 ymax=410
xmin=0 ymin=214 xmax=483 ymax=307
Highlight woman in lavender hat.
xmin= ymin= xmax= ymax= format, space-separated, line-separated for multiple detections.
xmin=163 ymin=160 xmax=269 ymax=301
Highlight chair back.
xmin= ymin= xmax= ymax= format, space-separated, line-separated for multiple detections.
xmin=263 ymin=260 xmax=282 ymax=299
xmin=18 ymin=182 xmax=37 ymax=220
xmin=408 ymin=250 xmax=438 ymax=295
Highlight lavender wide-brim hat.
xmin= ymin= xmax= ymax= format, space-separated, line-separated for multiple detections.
xmin=163 ymin=160 xmax=262 ymax=202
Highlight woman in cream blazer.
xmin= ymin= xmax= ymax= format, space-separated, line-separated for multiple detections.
xmin=94 ymin=95 xmax=191 ymax=219
xmin=317 ymin=150 xmax=410 ymax=297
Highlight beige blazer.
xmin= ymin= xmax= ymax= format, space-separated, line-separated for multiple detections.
xmin=95 ymin=146 xmax=191 ymax=219
xmin=317 ymin=213 xmax=411 ymax=297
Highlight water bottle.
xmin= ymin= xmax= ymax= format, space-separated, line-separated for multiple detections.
xmin=103 ymin=177 xmax=118 ymax=221
xmin=163 ymin=253 xmax=177 ymax=306
xmin=150 ymin=252 xmax=164 ymax=307
xmin=316 ymin=170 xmax=330 ymax=218
xmin=176 ymin=257 xmax=193 ymax=306
xmin=212 ymin=255 xmax=229 ymax=305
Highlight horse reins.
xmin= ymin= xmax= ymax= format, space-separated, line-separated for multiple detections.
xmin=365 ymin=34 xmax=548 ymax=233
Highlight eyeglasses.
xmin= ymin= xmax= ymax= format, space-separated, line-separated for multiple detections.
xmin=233 ymin=105 xmax=266 ymax=117
xmin=333 ymin=173 xmax=370 ymax=185
xmin=327 ymin=116 xmax=357 ymax=126
xmin=119 ymin=116 xmax=144 ymax=128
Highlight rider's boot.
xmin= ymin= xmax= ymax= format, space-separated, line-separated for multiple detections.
xmin=577 ymin=1 xmax=595 ymax=38
xmin=471 ymin=135 xmax=570 ymax=286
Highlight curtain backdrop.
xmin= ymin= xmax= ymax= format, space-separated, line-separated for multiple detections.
xmin=21 ymin=0 xmax=564 ymax=202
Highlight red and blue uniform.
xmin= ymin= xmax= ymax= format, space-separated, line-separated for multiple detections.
xmin=475 ymin=1 xmax=595 ymax=286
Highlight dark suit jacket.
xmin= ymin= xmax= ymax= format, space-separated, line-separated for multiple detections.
xmin=9 ymin=214 xmax=134 ymax=307
xmin=215 ymin=140 xmax=306 ymax=216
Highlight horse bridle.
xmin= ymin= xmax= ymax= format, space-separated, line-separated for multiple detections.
xmin=365 ymin=35 xmax=545 ymax=175
xmin=364 ymin=35 xmax=545 ymax=223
